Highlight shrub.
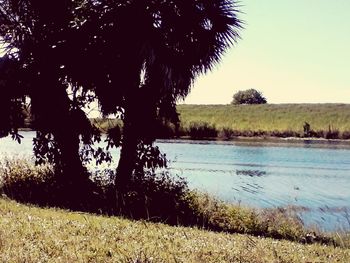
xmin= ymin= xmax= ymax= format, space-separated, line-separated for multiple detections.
xmin=218 ymin=127 xmax=236 ymax=140
xmin=0 ymin=157 xmax=56 ymax=205
xmin=341 ymin=131 xmax=350 ymax=140
xmin=118 ymin=171 xmax=194 ymax=225
xmin=326 ymin=125 xmax=340 ymax=139
xmin=260 ymin=207 xmax=305 ymax=241
xmin=0 ymin=157 xmax=106 ymax=211
xmin=310 ymin=130 xmax=325 ymax=138
xmin=188 ymin=122 xmax=218 ymax=139
xmin=185 ymin=192 xmax=262 ymax=233
xmin=0 ymin=158 xmax=192 ymax=224
xmin=269 ymin=130 xmax=300 ymax=138
xmin=153 ymin=120 xmax=179 ymax=139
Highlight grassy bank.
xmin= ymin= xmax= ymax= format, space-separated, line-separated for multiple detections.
xmin=0 ymin=159 xmax=350 ymax=261
xmin=1 ymin=198 xmax=350 ymax=262
xmin=0 ymin=158 xmax=312 ymax=243
xmin=176 ymin=104 xmax=350 ymax=139
xmin=89 ymin=104 xmax=350 ymax=140
xmin=1 ymin=158 xmax=349 ymax=246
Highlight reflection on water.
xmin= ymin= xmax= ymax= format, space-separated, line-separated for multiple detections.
xmin=1 ymin=132 xmax=350 ymax=231
xmin=236 ymin=170 xmax=267 ymax=177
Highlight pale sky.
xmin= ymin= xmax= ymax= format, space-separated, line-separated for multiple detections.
xmin=182 ymin=0 xmax=350 ymax=104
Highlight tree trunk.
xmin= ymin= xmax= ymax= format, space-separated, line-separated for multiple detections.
xmin=55 ymin=130 xmax=87 ymax=184
xmin=52 ymin=126 xmax=92 ymax=209
xmin=114 ymin=88 xmax=158 ymax=190
xmin=115 ymin=108 xmax=139 ymax=190
xmin=32 ymin=85 xmax=90 ymax=205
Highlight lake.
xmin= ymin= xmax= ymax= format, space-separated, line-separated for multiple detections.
xmin=1 ymin=131 xmax=350 ymax=231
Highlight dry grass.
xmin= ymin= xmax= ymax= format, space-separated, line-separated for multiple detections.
xmin=1 ymin=198 xmax=350 ymax=263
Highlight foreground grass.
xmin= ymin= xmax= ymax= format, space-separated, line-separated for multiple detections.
xmin=177 ymin=104 xmax=350 ymax=135
xmin=1 ymin=198 xmax=350 ymax=263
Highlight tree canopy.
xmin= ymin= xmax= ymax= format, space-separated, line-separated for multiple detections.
xmin=0 ymin=0 xmax=242 ymax=196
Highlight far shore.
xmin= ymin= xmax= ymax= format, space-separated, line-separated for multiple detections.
xmin=157 ymin=135 xmax=350 ymax=148
xmin=17 ymin=128 xmax=350 ymax=147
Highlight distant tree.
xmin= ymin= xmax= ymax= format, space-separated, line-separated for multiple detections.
xmin=232 ymin=89 xmax=267 ymax=105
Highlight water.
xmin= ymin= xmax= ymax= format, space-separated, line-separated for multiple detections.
xmin=158 ymin=139 xmax=350 ymax=230
xmin=1 ymin=131 xmax=350 ymax=231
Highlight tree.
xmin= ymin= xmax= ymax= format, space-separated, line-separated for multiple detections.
xmin=0 ymin=0 xmax=103 ymax=195
xmin=0 ymin=1 xmax=94 ymax=189
xmin=0 ymin=0 xmax=242 ymax=199
xmin=93 ymin=0 xmax=243 ymax=190
xmin=232 ymin=89 xmax=267 ymax=104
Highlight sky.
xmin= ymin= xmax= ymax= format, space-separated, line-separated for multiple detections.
xmin=182 ymin=0 xmax=350 ymax=104
xmin=1 ymin=1 xmax=349 ymax=105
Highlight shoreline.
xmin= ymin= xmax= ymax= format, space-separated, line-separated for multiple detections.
xmin=17 ymin=129 xmax=350 ymax=147
xmin=157 ymin=135 xmax=350 ymax=148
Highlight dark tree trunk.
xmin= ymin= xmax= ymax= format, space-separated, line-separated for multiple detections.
xmin=114 ymin=87 xmax=159 ymax=190
xmin=113 ymin=96 xmax=141 ymax=215
xmin=31 ymin=74 xmax=90 ymax=204
xmin=50 ymin=122 xmax=92 ymax=209
xmin=55 ymin=130 xmax=87 ymax=184
xmin=115 ymin=107 xmax=139 ymax=190
xmin=114 ymin=83 xmax=159 ymax=215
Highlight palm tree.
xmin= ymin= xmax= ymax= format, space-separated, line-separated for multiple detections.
xmin=91 ymin=0 xmax=242 ymax=188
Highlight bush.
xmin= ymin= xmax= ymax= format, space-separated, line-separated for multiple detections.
xmin=326 ymin=125 xmax=340 ymax=139
xmin=188 ymin=122 xmax=218 ymax=139
xmin=185 ymin=192 xmax=262 ymax=233
xmin=117 ymin=171 xmax=194 ymax=225
xmin=218 ymin=127 xmax=236 ymax=140
xmin=341 ymin=131 xmax=350 ymax=140
xmin=0 ymin=157 xmax=109 ymax=211
xmin=232 ymin=89 xmax=267 ymax=105
xmin=269 ymin=130 xmax=300 ymax=138
xmin=309 ymin=130 xmax=324 ymax=138
xmin=155 ymin=121 xmax=178 ymax=139
xmin=0 ymin=157 xmax=56 ymax=205
xmin=0 ymin=158 xmax=192 ymax=224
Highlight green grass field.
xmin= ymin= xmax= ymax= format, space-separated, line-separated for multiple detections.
xmin=90 ymin=104 xmax=350 ymax=139
xmin=177 ymin=104 xmax=350 ymax=136
xmin=1 ymin=198 xmax=350 ymax=263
